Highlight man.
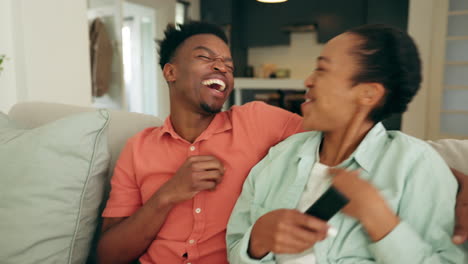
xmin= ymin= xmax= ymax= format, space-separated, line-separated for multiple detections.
xmin=97 ymin=22 xmax=302 ymax=264
xmin=97 ymin=22 xmax=468 ymax=264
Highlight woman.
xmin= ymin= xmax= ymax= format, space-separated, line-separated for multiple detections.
xmin=226 ymin=24 xmax=465 ymax=263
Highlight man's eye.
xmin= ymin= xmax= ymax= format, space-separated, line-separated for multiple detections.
xmin=198 ymin=55 xmax=212 ymax=60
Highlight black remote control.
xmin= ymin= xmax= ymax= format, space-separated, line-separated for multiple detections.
xmin=304 ymin=186 xmax=349 ymax=221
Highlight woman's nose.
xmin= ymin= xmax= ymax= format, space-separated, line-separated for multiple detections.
xmin=304 ymin=73 xmax=315 ymax=88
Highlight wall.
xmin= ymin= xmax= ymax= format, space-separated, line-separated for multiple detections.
xmin=248 ymin=32 xmax=324 ymax=80
xmin=0 ymin=0 xmax=18 ymax=112
xmin=401 ymin=0 xmax=435 ymax=138
xmin=0 ymin=0 xmax=92 ymax=113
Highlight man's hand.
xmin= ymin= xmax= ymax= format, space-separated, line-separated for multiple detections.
xmin=452 ymin=168 xmax=468 ymax=245
xmin=98 ymin=156 xmax=224 ymax=264
xmin=158 ymin=155 xmax=225 ymax=205
xmin=249 ymin=209 xmax=328 ymax=259
xmin=330 ymin=168 xmax=399 ymax=242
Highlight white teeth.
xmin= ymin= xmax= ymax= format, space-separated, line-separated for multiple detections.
xmin=202 ymin=79 xmax=226 ymax=92
xmin=305 ymin=98 xmax=311 ymax=103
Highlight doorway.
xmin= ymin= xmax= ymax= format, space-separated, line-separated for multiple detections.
xmin=122 ymin=1 xmax=158 ymax=115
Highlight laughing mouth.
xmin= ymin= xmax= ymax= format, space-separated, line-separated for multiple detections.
xmin=202 ymin=79 xmax=226 ymax=92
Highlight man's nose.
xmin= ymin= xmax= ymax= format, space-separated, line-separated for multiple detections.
xmin=212 ymin=59 xmax=227 ymax=73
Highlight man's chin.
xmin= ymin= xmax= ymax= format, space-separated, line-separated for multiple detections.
xmin=201 ymin=103 xmax=222 ymax=115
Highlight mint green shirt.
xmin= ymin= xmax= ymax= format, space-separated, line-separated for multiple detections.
xmin=226 ymin=123 xmax=466 ymax=263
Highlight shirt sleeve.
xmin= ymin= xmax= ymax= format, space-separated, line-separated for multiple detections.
xmin=226 ymin=152 xmax=276 ymax=264
xmin=245 ymin=101 xmax=303 ymax=143
xmin=102 ymin=136 xmax=142 ymax=217
xmin=366 ymin=147 xmax=466 ymax=263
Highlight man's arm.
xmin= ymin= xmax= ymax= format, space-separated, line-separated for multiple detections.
xmin=451 ymin=168 xmax=468 ymax=245
xmin=97 ymin=190 xmax=175 ymax=264
xmin=98 ymin=155 xmax=225 ymax=264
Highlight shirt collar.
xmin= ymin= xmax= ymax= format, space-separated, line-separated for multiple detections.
xmin=351 ymin=122 xmax=388 ymax=172
xmin=296 ymin=122 xmax=388 ymax=173
xmin=160 ymin=111 xmax=233 ymax=143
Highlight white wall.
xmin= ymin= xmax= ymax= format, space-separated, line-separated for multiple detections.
xmin=0 ymin=0 xmax=92 ymax=113
xmin=0 ymin=0 xmax=18 ymax=112
xmin=248 ymin=32 xmax=324 ymax=80
xmin=1 ymin=0 xmax=200 ymax=117
xmin=401 ymin=0 xmax=436 ymax=139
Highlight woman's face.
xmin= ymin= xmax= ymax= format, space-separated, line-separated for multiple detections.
xmin=301 ymin=33 xmax=364 ymax=132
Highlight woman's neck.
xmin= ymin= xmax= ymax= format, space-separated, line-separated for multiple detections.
xmin=319 ymin=116 xmax=375 ymax=167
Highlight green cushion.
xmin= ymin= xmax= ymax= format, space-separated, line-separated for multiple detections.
xmin=0 ymin=110 xmax=110 ymax=264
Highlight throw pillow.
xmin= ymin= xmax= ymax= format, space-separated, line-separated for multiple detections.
xmin=0 ymin=110 xmax=110 ymax=264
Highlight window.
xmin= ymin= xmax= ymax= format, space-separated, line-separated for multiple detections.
xmin=175 ymin=1 xmax=190 ymax=27
xmin=428 ymin=0 xmax=468 ymax=139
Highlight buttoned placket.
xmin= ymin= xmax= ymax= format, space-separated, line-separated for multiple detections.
xmin=184 ymin=142 xmax=206 ymax=263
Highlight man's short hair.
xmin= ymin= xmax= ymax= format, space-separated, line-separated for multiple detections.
xmin=158 ymin=22 xmax=229 ymax=70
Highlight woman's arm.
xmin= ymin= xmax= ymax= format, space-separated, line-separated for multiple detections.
xmin=331 ymin=149 xmax=465 ymax=263
xmin=226 ymin=155 xmax=276 ymax=264
xmin=226 ymin=147 xmax=328 ymax=264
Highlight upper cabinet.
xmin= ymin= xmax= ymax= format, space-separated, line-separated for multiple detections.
xmin=201 ymin=0 xmax=408 ymax=47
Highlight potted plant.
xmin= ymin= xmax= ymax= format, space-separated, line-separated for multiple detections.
xmin=0 ymin=54 xmax=6 ymax=73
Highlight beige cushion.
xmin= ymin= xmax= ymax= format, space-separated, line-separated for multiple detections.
xmin=428 ymin=139 xmax=468 ymax=175
xmin=8 ymin=102 xmax=163 ymax=180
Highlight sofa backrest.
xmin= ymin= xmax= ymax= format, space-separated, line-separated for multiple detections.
xmin=8 ymin=102 xmax=163 ymax=180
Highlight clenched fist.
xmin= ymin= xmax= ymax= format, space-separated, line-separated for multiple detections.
xmin=158 ymin=155 xmax=225 ymax=205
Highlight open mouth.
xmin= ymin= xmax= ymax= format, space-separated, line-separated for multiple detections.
xmin=202 ymin=79 xmax=226 ymax=92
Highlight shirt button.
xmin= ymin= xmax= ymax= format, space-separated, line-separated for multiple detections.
xmin=189 ymin=146 xmax=196 ymax=151
xmin=195 ymin=208 xmax=201 ymax=214
xmin=189 ymin=239 xmax=195 ymax=244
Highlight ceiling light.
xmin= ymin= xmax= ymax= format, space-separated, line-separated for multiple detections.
xmin=257 ymin=0 xmax=288 ymax=3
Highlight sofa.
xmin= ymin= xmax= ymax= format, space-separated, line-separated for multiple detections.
xmin=0 ymin=102 xmax=466 ymax=263
xmin=1 ymin=102 xmax=162 ymax=264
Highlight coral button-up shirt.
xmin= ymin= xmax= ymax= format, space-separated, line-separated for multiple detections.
xmin=102 ymin=101 xmax=303 ymax=264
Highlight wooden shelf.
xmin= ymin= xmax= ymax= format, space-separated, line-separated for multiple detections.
xmin=233 ymin=78 xmax=306 ymax=105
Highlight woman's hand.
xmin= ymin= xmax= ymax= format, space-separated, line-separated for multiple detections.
xmin=330 ymin=168 xmax=400 ymax=242
xmin=248 ymin=209 xmax=329 ymax=259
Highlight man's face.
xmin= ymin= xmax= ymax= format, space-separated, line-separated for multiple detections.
xmin=167 ymin=34 xmax=234 ymax=115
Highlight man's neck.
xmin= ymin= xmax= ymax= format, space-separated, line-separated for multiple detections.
xmin=170 ymin=107 xmax=217 ymax=143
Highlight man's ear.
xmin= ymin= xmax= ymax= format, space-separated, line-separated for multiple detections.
xmin=358 ymin=83 xmax=385 ymax=107
xmin=163 ymin=63 xmax=176 ymax=82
